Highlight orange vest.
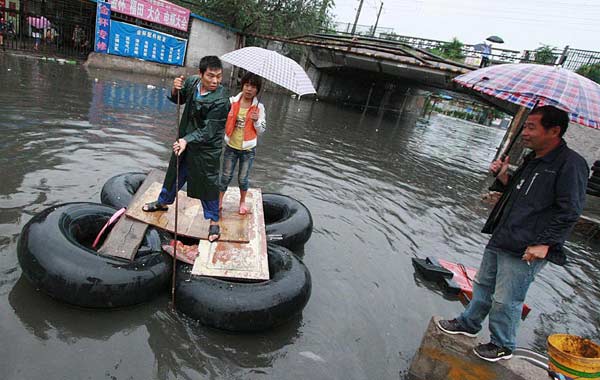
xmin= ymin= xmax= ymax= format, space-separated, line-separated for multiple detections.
xmin=224 ymin=99 xmax=258 ymax=150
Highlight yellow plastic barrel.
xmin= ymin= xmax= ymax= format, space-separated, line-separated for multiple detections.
xmin=547 ymin=334 xmax=600 ymax=379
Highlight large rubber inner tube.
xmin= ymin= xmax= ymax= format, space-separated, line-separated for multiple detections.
xmin=175 ymin=244 xmax=311 ymax=332
xmin=263 ymin=193 xmax=313 ymax=250
xmin=101 ymin=172 xmax=147 ymax=209
xmin=17 ymin=202 xmax=172 ymax=308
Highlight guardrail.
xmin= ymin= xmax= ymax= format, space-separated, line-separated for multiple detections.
xmin=347 ymin=32 xmax=600 ymax=71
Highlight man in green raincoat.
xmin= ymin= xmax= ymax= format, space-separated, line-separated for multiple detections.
xmin=143 ymin=56 xmax=230 ymax=242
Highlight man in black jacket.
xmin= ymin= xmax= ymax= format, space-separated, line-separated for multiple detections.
xmin=437 ymin=106 xmax=588 ymax=362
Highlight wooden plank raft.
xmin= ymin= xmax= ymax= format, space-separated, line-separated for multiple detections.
xmin=125 ymin=183 xmax=250 ymax=243
xmin=192 ymin=188 xmax=269 ymax=281
xmin=97 ymin=169 xmax=164 ymax=261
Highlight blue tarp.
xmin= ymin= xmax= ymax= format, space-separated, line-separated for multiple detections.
xmin=108 ymin=20 xmax=187 ymax=66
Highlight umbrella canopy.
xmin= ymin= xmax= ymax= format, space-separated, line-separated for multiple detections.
xmin=27 ymin=16 xmax=51 ymax=29
xmin=221 ymin=47 xmax=316 ymax=96
xmin=486 ymin=35 xmax=504 ymax=44
xmin=453 ymin=63 xmax=600 ymax=129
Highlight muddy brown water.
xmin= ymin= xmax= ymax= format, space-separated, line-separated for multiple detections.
xmin=1 ymin=53 xmax=599 ymax=379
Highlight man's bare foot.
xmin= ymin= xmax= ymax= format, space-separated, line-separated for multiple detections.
xmin=239 ymin=203 xmax=248 ymax=215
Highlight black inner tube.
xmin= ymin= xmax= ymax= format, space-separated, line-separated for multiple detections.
xmin=62 ymin=212 xmax=112 ymax=251
xmin=60 ymin=210 xmax=158 ymax=258
xmin=124 ymin=175 xmax=145 ymax=196
xmin=264 ymin=203 xmax=289 ymax=225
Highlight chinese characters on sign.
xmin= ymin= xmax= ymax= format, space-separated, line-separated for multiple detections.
xmin=108 ymin=20 xmax=187 ymax=66
xmin=95 ymin=1 xmax=111 ymax=53
xmin=106 ymin=0 xmax=190 ymax=32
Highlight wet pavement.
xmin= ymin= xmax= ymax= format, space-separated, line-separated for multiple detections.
xmin=1 ymin=53 xmax=599 ymax=379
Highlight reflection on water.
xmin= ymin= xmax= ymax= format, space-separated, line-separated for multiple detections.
xmin=1 ymin=53 xmax=599 ymax=379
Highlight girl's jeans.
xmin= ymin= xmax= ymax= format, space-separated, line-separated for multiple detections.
xmin=219 ymin=145 xmax=256 ymax=192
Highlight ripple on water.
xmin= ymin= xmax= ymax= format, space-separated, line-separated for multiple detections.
xmin=1 ymin=55 xmax=599 ymax=379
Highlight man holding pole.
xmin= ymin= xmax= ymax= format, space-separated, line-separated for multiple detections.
xmin=437 ymin=106 xmax=588 ymax=362
xmin=143 ymin=56 xmax=230 ymax=242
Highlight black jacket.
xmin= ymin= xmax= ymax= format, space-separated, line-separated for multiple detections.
xmin=483 ymin=140 xmax=588 ymax=265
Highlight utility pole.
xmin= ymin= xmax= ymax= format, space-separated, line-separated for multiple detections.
xmin=350 ymin=0 xmax=365 ymax=36
xmin=371 ymin=1 xmax=383 ymax=37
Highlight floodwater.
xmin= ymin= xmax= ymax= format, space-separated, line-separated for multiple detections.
xmin=1 ymin=53 xmax=599 ymax=380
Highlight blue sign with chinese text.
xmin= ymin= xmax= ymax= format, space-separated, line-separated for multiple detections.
xmin=108 ymin=20 xmax=187 ymax=66
xmin=95 ymin=1 xmax=111 ymax=53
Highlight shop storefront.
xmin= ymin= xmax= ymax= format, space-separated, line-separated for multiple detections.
xmin=1 ymin=0 xmax=96 ymax=58
xmin=96 ymin=0 xmax=190 ymax=66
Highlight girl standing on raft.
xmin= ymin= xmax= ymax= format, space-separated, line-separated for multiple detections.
xmin=219 ymin=73 xmax=266 ymax=214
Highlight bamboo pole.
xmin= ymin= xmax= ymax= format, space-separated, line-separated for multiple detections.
xmin=171 ymin=91 xmax=181 ymax=309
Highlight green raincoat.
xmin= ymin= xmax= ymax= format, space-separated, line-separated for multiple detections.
xmin=163 ymin=75 xmax=230 ymax=201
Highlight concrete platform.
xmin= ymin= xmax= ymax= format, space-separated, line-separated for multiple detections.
xmin=409 ymin=317 xmax=548 ymax=380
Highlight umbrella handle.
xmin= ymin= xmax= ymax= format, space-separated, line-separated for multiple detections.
xmin=493 ymin=99 xmax=540 ymax=165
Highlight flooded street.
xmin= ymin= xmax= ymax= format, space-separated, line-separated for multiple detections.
xmin=1 ymin=54 xmax=599 ymax=379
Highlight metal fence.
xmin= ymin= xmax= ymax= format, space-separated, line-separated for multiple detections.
xmin=379 ymin=33 xmax=524 ymax=64
xmin=561 ymin=47 xmax=600 ymax=71
xmin=1 ymin=0 xmax=96 ymax=59
xmin=370 ymin=33 xmax=600 ymax=71
xmin=330 ymin=21 xmax=393 ymax=38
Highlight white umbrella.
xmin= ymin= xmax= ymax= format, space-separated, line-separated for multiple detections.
xmin=221 ymin=47 xmax=316 ymax=96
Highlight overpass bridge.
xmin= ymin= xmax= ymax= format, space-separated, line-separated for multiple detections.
xmin=250 ymin=32 xmax=477 ymax=90
xmin=247 ymin=32 xmax=496 ymax=114
xmin=246 ymin=33 xmax=599 ymax=115
xmin=294 ymin=33 xmax=476 ymax=90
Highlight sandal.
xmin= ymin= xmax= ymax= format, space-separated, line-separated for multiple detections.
xmin=208 ymin=224 xmax=220 ymax=242
xmin=142 ymin=201 xmax=168 ymax=212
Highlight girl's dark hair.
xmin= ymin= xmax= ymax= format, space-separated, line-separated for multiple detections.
xmin=241 ymin=72 xmax=262 ymax=94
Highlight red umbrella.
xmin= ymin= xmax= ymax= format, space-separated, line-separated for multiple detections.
xmin=454 ymin=63 xmax=600 ymax=129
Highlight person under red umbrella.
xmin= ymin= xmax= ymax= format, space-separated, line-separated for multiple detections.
xmin=437 ymin=105 xmax=588 ymax=362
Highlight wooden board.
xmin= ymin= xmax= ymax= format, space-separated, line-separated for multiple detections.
xmin=97 ymin=169 xmax=164 ymax=260
xmin=125 ymin=183 xmax=250 ymax=243
xmin=192 ymin=189 xmax=269 ymax=281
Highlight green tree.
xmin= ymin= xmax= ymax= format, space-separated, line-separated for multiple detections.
xmin=576 ymin=63 xmax=600 ymax=84
xmin=534 ymin=45 xmax=557 ymax=64
xmin=430 ymin=37 xmax=465 ymax=62
xmin=171 ymin=0 xmax=334 ymax=36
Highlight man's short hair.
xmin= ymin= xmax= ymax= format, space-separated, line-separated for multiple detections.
xmin=199 ymin=56 xmax=222 ymax=74
xmin=530 ymin=105 xmax=570 ymax=137
xmin=241 ymin=72 xmax=262 ymax=94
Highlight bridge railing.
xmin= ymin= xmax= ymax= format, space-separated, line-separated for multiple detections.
xmin=315 ymin=30 xmax=600 ymax=71
xmin=560 ymin=47 xmax=600 ymax=71
xmin=368 ymin=33 xmax=600 ymax=71
xmin=378 ymin=33 xmax=523 ymax=64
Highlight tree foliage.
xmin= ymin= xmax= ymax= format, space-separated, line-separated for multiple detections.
xmin=171 ymin=0 xmax=335 ymax=36
xmin=576 ymin=63 xmax=600 ymax=84
xmin=430 ymin=37 xmax=465 ymax=62
xmin=534 ymin=45 xmax=557 ymax=64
